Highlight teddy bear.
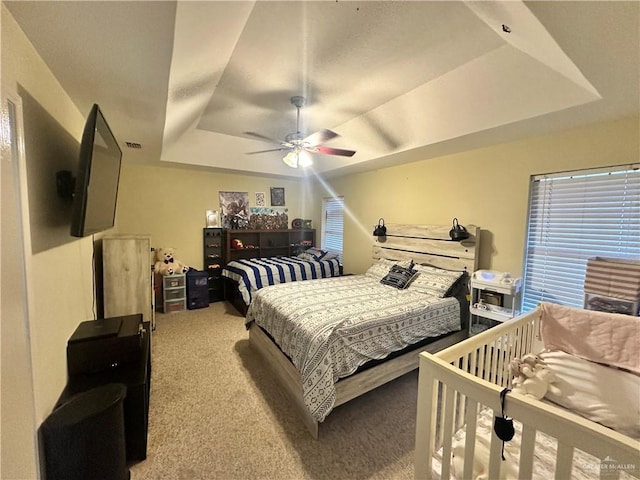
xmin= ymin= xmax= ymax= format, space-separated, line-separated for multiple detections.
xmin=154 ymin=247 xmax=189 ymax=276
xmin=512 ymin=365 xmax=561 ymax=400
xmin=509 ymin=353 xmax=546 ymax=387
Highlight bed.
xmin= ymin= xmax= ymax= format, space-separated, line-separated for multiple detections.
xmin=222 ymin=254 xmax=342 ymax=315
xmin=415 ymin=302 xmax=640 ymax=479
xmin=245 ymin=223 xmax=480 ymax=438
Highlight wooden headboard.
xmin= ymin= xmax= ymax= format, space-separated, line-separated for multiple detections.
xmin=371 ymin=223 xmax=480 ymax=273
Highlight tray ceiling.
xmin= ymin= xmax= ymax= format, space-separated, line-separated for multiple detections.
xmin=5 ymin=1 xmax=639 ymax=178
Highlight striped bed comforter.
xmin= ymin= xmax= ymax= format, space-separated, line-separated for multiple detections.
xmin=246 ymin=275 xmax=462 ymax=422
xmin=222 ymin=256 xmax=341 ymax=306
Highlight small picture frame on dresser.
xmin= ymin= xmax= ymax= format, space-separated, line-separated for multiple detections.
xmin=206 ymin=210 xmax=219 ymax=227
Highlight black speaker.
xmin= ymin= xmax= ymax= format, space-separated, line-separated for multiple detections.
xmin=40 ymin=383 xmax=129 ymax=480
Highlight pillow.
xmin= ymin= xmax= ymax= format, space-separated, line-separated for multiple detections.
xmin=380 ymin=263 xmax=418 ymax=289
xmin=365 ymin=258 xmax=413 ymax=280
xmin=540 ymin=350 xmax=640 ymax=439
xmin=408 ymin=264 xmax=464 ymax=298
xmin=298 ymin=247 xmax=326 ymax=261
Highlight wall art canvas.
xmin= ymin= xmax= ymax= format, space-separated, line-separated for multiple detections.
xmin=270 ymin=187 xmax=285 ymax=206
xmin=249 ymin=207 xmax=289 ymax=230
xmin=255 ymin=192 xmax=266 ymax=207
xmin=219 ymin=191 xmax=249 ymax=228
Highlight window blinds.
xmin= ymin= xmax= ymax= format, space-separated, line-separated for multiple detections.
xmin=321 ymin=196 xmax=344 ymax=263
xmin=522 ymin=164 xmax=640 ymax=312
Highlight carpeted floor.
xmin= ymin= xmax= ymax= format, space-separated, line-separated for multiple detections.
xmin=130 ymin=302 xmax=418 ymax=480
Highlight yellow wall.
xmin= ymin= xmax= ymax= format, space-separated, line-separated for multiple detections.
xmin=320 ymin=116 xmax=639 ymax=276
xmin=113 ymin=164 xmax=317 ymax=268
xmin=114 ymin=116 xmax=639 ymax=280
xmin=1 ymin=5 xmax=94 ymax=478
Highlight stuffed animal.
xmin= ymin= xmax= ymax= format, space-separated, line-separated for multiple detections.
xmin=154 ymin=247 xmax=189 ymax=276
xmin=510 ymin=353 xmax=546 ymax=386
xmin=513 ymin=365 xmax=561 ymax=400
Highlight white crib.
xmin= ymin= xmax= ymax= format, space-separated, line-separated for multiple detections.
xmin=415 ymin=307 xmax=640 ymax=479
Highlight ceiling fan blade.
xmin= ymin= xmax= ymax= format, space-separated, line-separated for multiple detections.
xmin=246 ymin=148 xmax=288 ymax=155
xmin=244 ymin=131 xmax=284 ymax=145
xmin=315 ymin=146 xmax=356 ymax=157
xmin=303 ymin=129 xmax=338 ymax=146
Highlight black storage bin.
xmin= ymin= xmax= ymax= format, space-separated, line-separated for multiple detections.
xmin=40 ymin=383 xmax=128 ymax=480
xmin=186 ymin=270 xmax=209 ymax=310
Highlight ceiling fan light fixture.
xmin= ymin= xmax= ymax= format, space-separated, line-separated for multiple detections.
xmin=248 ymin=95 xmax=356 ymax=166
xmin=298 ymin=150 xmax=313 ymax=167
xmin=282 ymin=151 xmax=299 ymax=168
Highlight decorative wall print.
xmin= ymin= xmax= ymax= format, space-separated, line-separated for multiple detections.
xmin=205 ymin=210 xmax=219 ymax=227
xmin=219 ymin=191 xmax=249 ymax=229
xmin=255 ymin=192 xmax=266 ymax=207
xmin=249 ymin=207 xmax=289 ymax=230
xmin=270 ymin=187 xmax=285 ymax=206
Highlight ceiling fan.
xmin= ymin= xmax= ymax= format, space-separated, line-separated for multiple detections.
xmin=244 ymin=96 xmax=356 ymax=168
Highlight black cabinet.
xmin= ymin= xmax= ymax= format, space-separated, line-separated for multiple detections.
xmin=203 ymin=228 xmax=226 ymax=302
xmin=58 ymin=319 xmax=151 ymax=463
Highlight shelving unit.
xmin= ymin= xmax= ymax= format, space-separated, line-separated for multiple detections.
xmin=469 ymin=272 xmax=522 ymax=334
xmin=225 ymin=229 xmax=315 ymax=262
xmin=203 ymin=228 xmax=226 ymax=303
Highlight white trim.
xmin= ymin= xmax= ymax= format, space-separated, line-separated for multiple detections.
xmin=1 ymin=86 xmax=40 ymax=477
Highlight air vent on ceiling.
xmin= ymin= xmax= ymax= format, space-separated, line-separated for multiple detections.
xmin=125 ymin=141 xmax=142 ymax=149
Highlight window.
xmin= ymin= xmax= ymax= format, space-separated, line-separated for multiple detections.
xmin=522 ymin=164 xmax=640 ymax=312
xmin=321 ymin=196 xmax=344 ymax=263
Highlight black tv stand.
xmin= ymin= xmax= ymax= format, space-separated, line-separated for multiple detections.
xmin=56 ymin=320 xmax=151 ymax=462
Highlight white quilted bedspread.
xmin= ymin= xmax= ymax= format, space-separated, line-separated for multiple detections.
xmin=246 ymin=275 xmax=461 ymax=422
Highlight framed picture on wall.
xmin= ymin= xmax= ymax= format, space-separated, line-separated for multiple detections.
xmin=270 ymin=187 xmax=285 ymax=206
xmin=255 ymin=192 xmax=266 ymax=207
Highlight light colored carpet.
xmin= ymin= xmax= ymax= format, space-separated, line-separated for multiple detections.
xmin=130 ymin=302 xmax=418 ymax=480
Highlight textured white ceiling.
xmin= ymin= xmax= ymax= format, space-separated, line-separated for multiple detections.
xmin=5 ymin=1 xmax=639 ymax=178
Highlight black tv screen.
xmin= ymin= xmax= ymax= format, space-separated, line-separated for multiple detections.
xmin=70 ymin=104 xmax=122 ymax=237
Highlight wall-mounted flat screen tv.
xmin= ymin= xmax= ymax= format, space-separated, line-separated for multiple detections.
xmin=70 ymin=104 xmax=122 ymax=237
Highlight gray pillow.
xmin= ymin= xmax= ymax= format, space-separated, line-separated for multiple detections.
xmin=380 ymin=262 xmax=417 ymax=289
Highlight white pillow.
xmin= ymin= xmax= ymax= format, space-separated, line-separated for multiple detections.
xmin=365 ymin=258 xmax=412 ymax=280
xmin=297 ymin=247 xmax=326 ymax=261
xmin=408 ymin=264 xmax=463 ymax=297
xmin=540 ymin=350 xmax=640 ymax=439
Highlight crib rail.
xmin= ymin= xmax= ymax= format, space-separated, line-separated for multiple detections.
xmin=415 ymin=309 xmax=640 ymax=480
